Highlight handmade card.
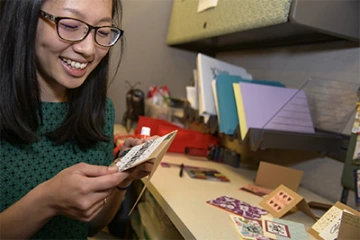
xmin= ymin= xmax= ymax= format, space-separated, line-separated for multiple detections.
xmin=261 ymin=216 xmax=308 ymax=240
xmin=110 ymin=130 xmax=177 ymax=171
xmin=229 ymin=215 xmax=270 ymax=240
xmin=207 ymin=196 xmax=268 ymax=219
xmin=337 ymin=211 xmax=360 ymax=240
xmin=185 ymin=168 xmax=230 ymax=182
xmin=308 ymin=201 xmax=359 ymax=240
xmin=259 ymin=185 xmax=317 ymax=220
xmin=255 ymin=162 xmax=304 ymax=192
xmin=110 ymin=130 xmax=177 ymax=215
xmin=240 ymin=184 xmax=273 ymax=197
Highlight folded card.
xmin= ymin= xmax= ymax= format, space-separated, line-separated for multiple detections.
xmin=207 ymin=195 xmax=268 ymax=219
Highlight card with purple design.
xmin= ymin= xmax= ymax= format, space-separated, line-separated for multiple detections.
xmin=207 ymin=196 xmax=268 ymax=219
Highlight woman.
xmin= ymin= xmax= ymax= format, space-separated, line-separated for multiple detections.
xmin=0 ymin=0 xmax=153 ymax=239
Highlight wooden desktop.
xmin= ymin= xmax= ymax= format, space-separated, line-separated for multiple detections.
xmin=114 ymin=124 xmax=332 ymax=239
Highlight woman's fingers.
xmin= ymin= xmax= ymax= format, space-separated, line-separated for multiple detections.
xmin=87 ymin=172 xmax=130 ymax=192
xmin=76 ymin=162 xmax=118 ymax=177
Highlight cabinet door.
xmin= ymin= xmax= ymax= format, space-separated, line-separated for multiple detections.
xmin=166 ymin=0 xmax=292 ymax=45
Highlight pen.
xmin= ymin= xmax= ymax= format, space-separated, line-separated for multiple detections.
xmin=179 ymin=163 xmax=184 ymax=177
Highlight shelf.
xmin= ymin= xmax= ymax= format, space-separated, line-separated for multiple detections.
xmin=166 ymin=0 xmax=359 ymax=53
xmin=183 ymin=103 xmax=350 ymax=162
xmin=245 ymin=127 xmax=348 ymax=157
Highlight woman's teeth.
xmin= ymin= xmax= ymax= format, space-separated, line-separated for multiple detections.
xmin=61 ymin=57 xmax=88 ymax=70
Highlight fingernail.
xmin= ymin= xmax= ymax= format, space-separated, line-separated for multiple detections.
xmin=108 ymin=166 xmax=118 ymax=172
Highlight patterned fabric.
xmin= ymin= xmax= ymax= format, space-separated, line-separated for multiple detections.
xmin=0 ymin=98 xmax=115 ymax=239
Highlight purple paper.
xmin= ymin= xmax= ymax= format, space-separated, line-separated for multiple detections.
xmin=207 ymin=195 xmax=268 ymax=219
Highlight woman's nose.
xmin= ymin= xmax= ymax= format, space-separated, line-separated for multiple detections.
xmin=72 ymin=31 xmax=96 ymax=57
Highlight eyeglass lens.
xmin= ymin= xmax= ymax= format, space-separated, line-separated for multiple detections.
xmin=58 ymin=19 xmax=120 ymax=46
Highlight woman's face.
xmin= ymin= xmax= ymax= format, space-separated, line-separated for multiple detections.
xmin=35 ymin=0 xmax=113 ymax=102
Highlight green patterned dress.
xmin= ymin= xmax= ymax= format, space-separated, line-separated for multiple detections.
xmin=0 ymin=99 xmax=115 ymax=239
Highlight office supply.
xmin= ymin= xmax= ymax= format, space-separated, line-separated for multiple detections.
xmin=234 ymin=82 xmax=315 ymax=141
xmin=196 ymin=53 xmax=252 ymax=116
xmin=207 ymin=145 xmax=241 ymax=168
xmin=215 ymin=75 xmax=285 ymax=135
xmin=261 ymin=216 xmax=308 ymax=240
xmin=255 ymin=161 xmax=304 ymax=192
xmin=161 ymin=161 xmax=229 ymax=182
xmin=260 ymin=185 xmax=318 ymax=220
xmin=207 ymin=196 xmax=268 ymax=219
xmin=179 ymin=163 xmax=184 ymax=177
xmin=308 ymin=201 xmax=360 ymax=240
xmin=229 ymin=215 xmax=267 ymax=240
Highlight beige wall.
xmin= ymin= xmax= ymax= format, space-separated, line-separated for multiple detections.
xmin=108 ymin=0 xmax=360 ymax=208
xmin=108 ymin=0 xmax=196 ymax=124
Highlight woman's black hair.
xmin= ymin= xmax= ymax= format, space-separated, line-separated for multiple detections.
xmin=0 ymin=0 xmax=124 ymax=150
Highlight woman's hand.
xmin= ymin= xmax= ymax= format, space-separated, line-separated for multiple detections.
xmin=126 ymin=158 xmax=155 ymax=180
xmin=117 ymin=136 xmax=158 ymax=187
xmin=118 ymin=137 xmax=145 ymax=157
xmin=42 ymin=163 xmax=129 ymax=222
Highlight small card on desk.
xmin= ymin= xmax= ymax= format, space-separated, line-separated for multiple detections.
xmin=259 ymin=184 xmax=318 ymax=221
xmin=185 ymin=168 xmax=230 ymax=182
xmin=261 ymin=216 xmax=308 ymax=240
xmin=240 ymin=184 xmax=273 ymax=197
xmin=308 ymin=201 xmax=360 ymax=240
xmin=207 ymin=196 xmax=268 ymax=219
xmin=255 ymin=162 xmax=304 ymax=192
xmin=229 ymin=215 xmax=269 ymax=240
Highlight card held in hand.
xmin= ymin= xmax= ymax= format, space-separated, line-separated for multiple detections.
xmin=111 ymin=130 xmax=177 ymax=172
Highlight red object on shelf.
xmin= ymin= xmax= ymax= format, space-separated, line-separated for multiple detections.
xmin=135 ymin=116 xmax=220 ymax=154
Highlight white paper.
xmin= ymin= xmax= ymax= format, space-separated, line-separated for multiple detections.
xmin=186 ymin=86 xmax=198 ymax=109
xmin=197 ymin=0 xmax=219 ymax=13
xmin=211 ymin=80 xmax=220 ymax=122
xmin=196 ymin=53 xmax=252 ymax=116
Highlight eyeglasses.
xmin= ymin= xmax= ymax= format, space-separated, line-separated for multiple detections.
xmin=40 ymin=10 xmax=124 ymax=47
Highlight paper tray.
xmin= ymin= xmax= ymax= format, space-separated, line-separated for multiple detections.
xmin=243 ymin=127 xmax=348 ymax=161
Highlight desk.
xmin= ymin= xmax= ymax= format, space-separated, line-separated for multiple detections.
xmin=114 ymin=125 xmax=332 ymax=239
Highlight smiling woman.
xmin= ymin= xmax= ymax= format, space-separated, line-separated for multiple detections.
xmin=0 ymin=0 xmax=155 ymax=239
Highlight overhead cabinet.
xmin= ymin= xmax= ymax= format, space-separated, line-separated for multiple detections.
xmin=166 ymin=0 xmax=359 ymax=52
